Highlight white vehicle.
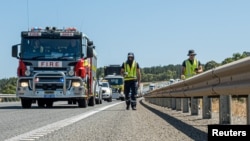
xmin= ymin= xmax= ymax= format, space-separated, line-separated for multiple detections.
xmin=95 ymin=80 xmax=103 ymax=104
xmin=101 ymin=81 xmax=112 ymax=102
xmin=149 ymin=83 xmax=156 ymax=91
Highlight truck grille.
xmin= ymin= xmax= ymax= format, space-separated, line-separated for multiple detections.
xmin=30 ymin=79 xmax=71 ymax=90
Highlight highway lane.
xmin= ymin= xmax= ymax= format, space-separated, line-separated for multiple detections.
xmin=0 ymin=100 xmax=123 ymax=141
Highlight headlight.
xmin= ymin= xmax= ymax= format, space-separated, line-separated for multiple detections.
xmin=72 ymin=82 xmax=80 ymax=87
xmin=20 ymin=82 xmax=28 ymax=87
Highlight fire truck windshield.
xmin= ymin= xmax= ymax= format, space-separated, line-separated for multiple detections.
xmin=20 ymin=38 xmax=82 ymax=60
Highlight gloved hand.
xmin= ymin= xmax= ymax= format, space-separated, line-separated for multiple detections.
xmin=181 ymin=75 xmax=185 ymax=80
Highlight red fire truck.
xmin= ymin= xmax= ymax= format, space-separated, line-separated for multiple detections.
xmin=12 ymin=27 xmax=102 ymax=108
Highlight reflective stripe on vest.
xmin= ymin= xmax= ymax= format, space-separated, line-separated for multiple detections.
xmin=124 ymin=61 xmax=137 ymax=81
xmin=184 ymin=59 xmax=198 ymax=78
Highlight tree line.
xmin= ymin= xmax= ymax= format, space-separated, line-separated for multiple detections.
xmin=0 ymin=51 xmax=249 ymax=94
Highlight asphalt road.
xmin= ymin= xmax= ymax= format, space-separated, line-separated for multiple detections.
xmin=0 ymin=98 xmax=247 ymax=141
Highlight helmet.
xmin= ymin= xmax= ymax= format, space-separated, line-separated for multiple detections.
xmin=127 ymin=52 xmax=134 ymax=57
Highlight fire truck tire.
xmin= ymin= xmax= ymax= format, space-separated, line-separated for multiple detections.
xmin=45 ymin=101 xmax=53 ymax=108
xmin=37 ymin=99 xmax=45 ymax=108
xmin=78 ymin=99 xmax=87 ymax=108
xmin=88 ymin=96 xmax=95 ymax=106
xmin=68 ymin=100 xmax=73 ymax=105
xmin=21 ymin=98 xmax=32 ymax=108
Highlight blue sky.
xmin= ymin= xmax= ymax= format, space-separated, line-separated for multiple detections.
xmin=0 ymin=0 xmax=249 ymax=79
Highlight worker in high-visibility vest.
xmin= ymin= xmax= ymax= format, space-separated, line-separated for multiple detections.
xmin=181 ymin=49 xmax=203 ymax=80
xmin=121 ymin=52 xmax=141 ymax=110
xmin=181 ymin=49 xmax=203 ymax=109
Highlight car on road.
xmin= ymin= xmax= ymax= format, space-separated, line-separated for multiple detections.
xmin=104 ymin=75 xmax=125 ymax=101
xmin=101 ymin=81 xmax=112 ymax=102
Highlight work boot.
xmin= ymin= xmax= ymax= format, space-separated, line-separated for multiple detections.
xmin=132 ymin=106 xmax=136 ymax=110
xmin=126 ymin=104 xmax=130 ymax=110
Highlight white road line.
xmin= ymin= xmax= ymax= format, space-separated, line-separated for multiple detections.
xmin=5 ymin=102 xmax=123 ymax=141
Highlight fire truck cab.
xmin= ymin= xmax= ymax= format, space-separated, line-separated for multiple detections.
xmin=12 ymin=27 xmax=102 ymax=108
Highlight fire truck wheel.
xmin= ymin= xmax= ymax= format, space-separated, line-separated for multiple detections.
xmin=45 ymin=101 xmax=53 ymax=108
xmin=37 ymin=100 xmax=45 ymax=108
xmin=21 ymin=98 xmax=32 ymax=108
xmin=68 ymin=100 xmax=73 ymax=105
xmin=88 ymin=96 xmax=95 ymax=106
xmin=78 ymin=99 xmax=87 ymax=108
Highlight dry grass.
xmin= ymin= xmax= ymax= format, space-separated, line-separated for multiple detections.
xmin=211 ymin=98 xmax=246 ymax=117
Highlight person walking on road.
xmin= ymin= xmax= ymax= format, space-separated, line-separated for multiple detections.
xmin=181 ymin=49 xmax=203 ymax=80
xmin=121 ymin=52 xmax=141 ymax=110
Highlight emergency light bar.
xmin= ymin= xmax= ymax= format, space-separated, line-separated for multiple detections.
xmin=60 ymin=32 xmax=74 ymax=37
xmin=28 ymin=32 xmax=42 ymax=36
xmin=24 ymin=27 xmax=80 ymax=37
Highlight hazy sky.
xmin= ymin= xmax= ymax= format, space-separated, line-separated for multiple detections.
xmin=0 ymin=0 xmax=249 ymax=79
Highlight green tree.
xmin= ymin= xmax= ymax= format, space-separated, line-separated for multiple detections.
xmin=204 ymin=60 xmax=220 ymax=71
xmin=0 ymin=77 xmax=17 ymax=94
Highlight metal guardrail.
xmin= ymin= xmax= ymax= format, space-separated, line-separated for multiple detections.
xmin=0 ymin=94 xmax=16 ymax=98
xmin=144 ymin=57 xmax=250 ymax=125
xmin=0 ymin=94 xmax=19 ymax=102
xmin=145 ymin=57 xmax=250 ymax=98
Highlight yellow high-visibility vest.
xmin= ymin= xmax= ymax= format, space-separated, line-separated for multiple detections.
xmin=124 ymin=61 xmax=137 ymax=81
xmin=184 ymin=59 xmax=198 ymax=78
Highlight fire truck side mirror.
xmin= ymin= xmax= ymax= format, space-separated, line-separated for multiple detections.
xmin=86 ymin=46 xmax=93 ymax=58
xmin=12 ymin=44 xmax=19 ymax=58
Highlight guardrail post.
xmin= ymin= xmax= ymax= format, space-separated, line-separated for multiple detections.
xmin=163 ymin=98 xmax=168 ymax=107
xmin=202 ymin=96 xmax=211 ymax=119
xmin=163 ymin=98 xmax=167 ymax=107
xmin=247 ymin=95 xmax=250 ymax=125
xmin=219 ymin=95 xmax=231 ymax=124
xmin=191 ymin=97 xmax=199 ymax=115
xmin=182 ymin=98 xmax=189 ymax=113
xmin=171 ymin=98 xmax=176 ymax=110
xmin=152 ymin=98 xmax=154 ymax=104
xmin=168 ymin=98 xmax=172 ymax=108
xmin=161 ymin=98 xmax=164 ymax=107
xmin=176 ymin=98 xmax=182 ymax=111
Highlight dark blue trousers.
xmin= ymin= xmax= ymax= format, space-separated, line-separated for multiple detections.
xmin=124 ymin=80 xmax=137 ymax=107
